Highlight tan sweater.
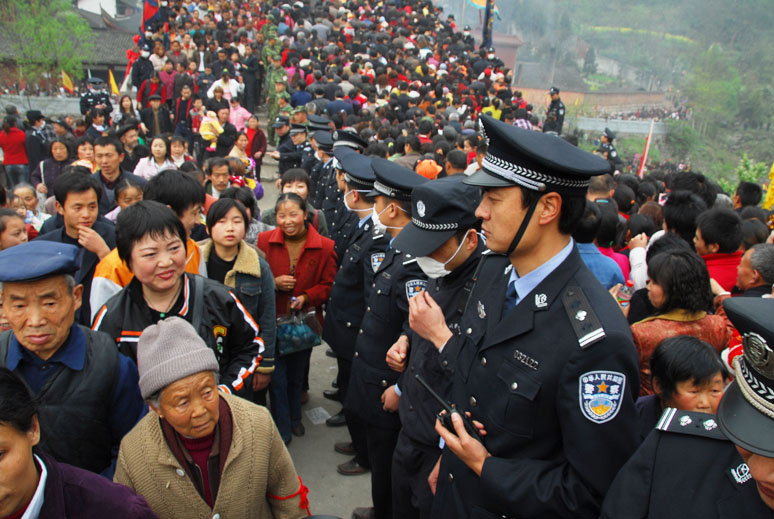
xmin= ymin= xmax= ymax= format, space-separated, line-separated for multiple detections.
xmin=114 ymin=393 xmax=306 ymax=519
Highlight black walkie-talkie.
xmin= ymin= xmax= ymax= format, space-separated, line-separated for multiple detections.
xmin=414 ymin=374 xmax=484 ymax=443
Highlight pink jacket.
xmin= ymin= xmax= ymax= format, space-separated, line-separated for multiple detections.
xmin=228 ymin=105 xmax=252 ymax=132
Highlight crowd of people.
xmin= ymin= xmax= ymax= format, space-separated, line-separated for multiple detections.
xmin=1 ymin=1 xmax=774 ymax=519
xmin=593 ymin=105 xmax=690 ymax=122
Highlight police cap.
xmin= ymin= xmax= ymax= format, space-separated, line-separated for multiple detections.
xmin=307 ymin=114 xmax=331 ymax=131
xmin=271 ymin=115 xmax=290 ymax=128
xmin=549 ymin=86 xmax=560 ymax=95
xmin=0 ymin=242 xmax=80 ymax=283
xmin=88 ymin=77 xmax=104 ymax=86
xmin=334 ymin=148 xmax=375 ymax=190
xmin=718 ymin=297 xmax=774 ymax=457
xmin=603 ymin=127 xmax=616 ymax=141
xmin=368 ymin=157 xmax=428 ymax=201
xmin=312 ymin=130 xmax=334 ymax=153
xmin=289 ymin=123 xmax=307 ymax=135
xmin=393 ymin=175 xmax=481 ymax=257
xmin=332 ymin=129 xmax=367 ymax=151
xmin=464 ymin=115 xmax=609 ymax=194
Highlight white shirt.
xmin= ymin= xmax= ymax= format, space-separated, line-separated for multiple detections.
xmin=23 ymin=455 xmax=49 ymax=519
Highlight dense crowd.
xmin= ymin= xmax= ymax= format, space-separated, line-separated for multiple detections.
xmin=1 ymin=1 xmax=774 ymax=519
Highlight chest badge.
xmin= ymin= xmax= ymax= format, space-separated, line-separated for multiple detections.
xmin=371 ymin=253 xmax=385 ymax=273
xmin=579 ymin=370 xmax=626 ymax=424
xmin=731 ymin=463 xmax=752 ymax=484
xmin=477 ymin=301 xmax=486 ymax=319
xmin=535 ymin=293 xmax=548 ymax=308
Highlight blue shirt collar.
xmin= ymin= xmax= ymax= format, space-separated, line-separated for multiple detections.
xmin=508 ymin=239 xmax=574 ymax=307
xmin=576 ymin=241 xmax=602 ymax=254
xmin=358 ymin=213 xmax=372 ymax=228
xmin=6 ymin=324 xmax=86 ymax=371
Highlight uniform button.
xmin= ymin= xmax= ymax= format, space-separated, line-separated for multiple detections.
xmin=410 ymin=366 xmax=415 ymax=372
xmin=442 ymin=360 xmax=448 ymax=367
xmin=511 ymin=382 xmax=518 ymax=391
xmin=359 ymin=330 xmax=363 ymax=335
xmin=212 ymin=514 xmax=221 ymax=519
xmin=354 ymin=352 xmax=359 ymax=358
xmin=448 ymin=472 xmax=454 ymax=482
xmin=466 ymin=328 xmax=472 ymax=335
xmin=176 ymin=469 xmax=185 ymax=477
xmin=469 ymin=396 xmax=478 ymax=407
xmin=381 ymin=379 xmax=387 ymax=387
xmin=377 ymin=289 xmax=382 ymax=294
xmin=409 ymin=405 xmax=414 ymax=411
xmin=481 ymin=357 xmax=487 ymax=367
xmin=346 ymin=321 xmax=352 ymax=327
xmin=435 ymin=286 xmax=440 ymax=292
xmin=367 ymin=306 xmax=371 ymax=312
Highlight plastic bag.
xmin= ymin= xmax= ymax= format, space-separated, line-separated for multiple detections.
xmin=276 ymin=308 xmax=322 ymax=356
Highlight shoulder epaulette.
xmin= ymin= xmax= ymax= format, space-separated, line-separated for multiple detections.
xmin=655 ymin=408 xmax=727 ymax=441
xmin=561 ymin=286 xmax=606 ymax=348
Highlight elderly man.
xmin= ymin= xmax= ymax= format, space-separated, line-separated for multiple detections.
xmin=711 ymin=243 xmax=774 ymax=302
xmin=115 ymin=317 xmax=306 ymax=519
xmin=0 ymin=241 xmax=145 ymax=476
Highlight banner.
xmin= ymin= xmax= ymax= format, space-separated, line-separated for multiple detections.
xmin=482 ymin=0 xmax=494 ymax=49
xmin=467 ymin=0 xmax=501 ymax=19
xmin=637 ymin=120 xmax=655 ymax=178
xmin=61 ymin=70 xmax=74 ymax=95
xmin=763 ymin=160 xmax=774 ymax=210
xmin=142 ymin=0 xmax=159 ymax=27
xmin=109 ymin=69 xmax=120 ymax=96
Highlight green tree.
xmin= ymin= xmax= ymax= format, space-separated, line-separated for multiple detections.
xmin=680 ymin=45 xmax=741 ymax=138
xmin=0 ymin=0 xmax=94 ymax=82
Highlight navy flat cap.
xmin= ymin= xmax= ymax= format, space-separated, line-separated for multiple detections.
xmin=0 ymin=241 xmax=80 ymax=282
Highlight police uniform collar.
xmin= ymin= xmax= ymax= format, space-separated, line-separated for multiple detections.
xmin=464 ymin=115 xmax=609 ymax=194
xmin=393 ymin=175 xmax=481 ymax=257
xmin=718 ymin=297 xmax=774 ymax=457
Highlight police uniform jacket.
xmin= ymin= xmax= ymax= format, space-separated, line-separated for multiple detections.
xmin=398 ymin=243 xmax=484 ymax=448
xmin=546 ymin=99 xmax=566 ymax=134
xmin=276 ymin=137 xmax=307 ymax=174
xmin=309 ymin=158 xmax=330 ymax=210
xmin=600 ymin=409 xmax=774 ymax=518
xmin=344 ymin=246 xmax=428 ymax=430
xmin=322 ymin=216 xmax=390 ymax=360
xmin=80 ymin=90 xmax=113 ymax=115
xmin=432 ymin=247 xmax=640 ymax=519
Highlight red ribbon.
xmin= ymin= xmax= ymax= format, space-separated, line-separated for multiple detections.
xmin=267 ymin=476 xmax=310 ymax=515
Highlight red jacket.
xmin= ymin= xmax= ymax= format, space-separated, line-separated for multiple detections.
xmin=257 ymin=225 xmax=337 ymax=324
xmin=702 ymin=250 xmax=743 ymax=292
xmin=0 ymin=127 xmax=28 ymax=164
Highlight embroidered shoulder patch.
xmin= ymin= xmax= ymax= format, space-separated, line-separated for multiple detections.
xmin=578 ymin=370 xmax=626 ymax=424
xmin=405 ymin=279 xmax=427 ymax=299
xmin=371 ymin=253 xmax=385 ymax=273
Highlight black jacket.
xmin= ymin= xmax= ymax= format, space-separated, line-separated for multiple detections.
xmin=345 ymin=247 xmax=428 ymax=430
xmin=601 ymin=409 xmax=774 ymax=518
xmin=93 ymin=273 xmax=264 ymax=397
xmin=131 ymin=57 xmax=154 ymax=90
xmin=140 ymin=106 xmax=173 ymax=137
xmin=432 ymin=247 xmax=640 ymax=519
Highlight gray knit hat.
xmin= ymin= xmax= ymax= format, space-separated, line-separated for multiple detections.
xmin=137 ymin=316 xmax=219 ymax=399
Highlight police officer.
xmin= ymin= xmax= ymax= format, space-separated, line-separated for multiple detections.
xmin=345 ymin=158 xmax=429 ymax=519
xmin=321 ymin=150 xmax=390 ymax=457
xmin=601 ymin=297 xmax=774 ymax=517
xmin=80 ymin=77 xmax=113 ymax=116
xmin=325 ymin=131 xmax=369 ymax=261
xmin=387 ymin=175 xmax=485 ymax=519
xmin=461 ymin=25 xmax=475 ymax=48
xmin=271 ymin=115 xmax=291 ymax=151
xmin=545 ymin=86 xmax=566 ymax=135
xmin=268 ymin=123 xmax=312 ymax=176
xmin=410 ymin=115 xmax=640 ymax=518
xmin=596 ymin=127 xmax=622 ymax=171
xmin=308 ymin=130 xmax=334 ymax=211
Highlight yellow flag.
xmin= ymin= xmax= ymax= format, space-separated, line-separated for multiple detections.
xmin=762 ymin=161 xmax=774 ymax=210
xmin=108 ymin=69 xmax=120 ymax=96
xmin=61 ymin=70 xmax=74 ymax=94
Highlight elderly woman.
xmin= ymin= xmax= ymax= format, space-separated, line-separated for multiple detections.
xmin=114 ymin=317 xmax=308 ymax=519
xmin=0 ymin=368 xmax=156 ymax=518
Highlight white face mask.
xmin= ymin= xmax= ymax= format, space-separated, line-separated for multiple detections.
xmin=417 ymin=231 xmax=469 ymax=279
xmin=141 ymin=51 xmax=151 ymax=58
xmin=372 ymin=204 xmax=406 ymax=235
xmin=343 ymin=190 xmax=371 ymax=214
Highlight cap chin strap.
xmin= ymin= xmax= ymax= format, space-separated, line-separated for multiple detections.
xmin=506 ymin=194 xmax=542 ymax=255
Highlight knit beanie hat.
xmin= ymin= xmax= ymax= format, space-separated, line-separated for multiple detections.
xmin=137 ymin=316 xmax=220 ymax=399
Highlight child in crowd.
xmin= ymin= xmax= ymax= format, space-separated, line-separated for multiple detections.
xmin=105 ymin=179 xmax=145 ymax=222
xmin=199 ymin=110 xmax=223 ymax=152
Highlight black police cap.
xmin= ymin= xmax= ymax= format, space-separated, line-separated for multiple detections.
xmin=312 ymin=130 xmax=334 ymax=152
xmin=368 ymin=157 xmax=428 ymax=201
xmin=289 ymin=123 xmax=307 ymax=135
xmin=307 ymin=114 xmax=331 ymax=131
xmin=603 ymin=127 xmax=616 ymax=141
xmin=334 ymin=149 xmax=375 ymax=190
xmin=464 ymin=115 xmax=609 ymax=194
xmin=271 ymin=115 xmax=290 ymax=128
xmin=718 ymin=297 xmax=774 ymax=457
xmin=549 ymin=86 xmax=560 ymax=95
xmin=393 ymin=175 xmax=481 ymax=257
xmin=332 ymin=129 xmax=367 ymax=151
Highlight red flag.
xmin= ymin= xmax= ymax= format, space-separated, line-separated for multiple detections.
xmin=143 ymin=0 xmax=159 ymax=27
xmin=637 ymin=120 xmax=655 ymax=178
